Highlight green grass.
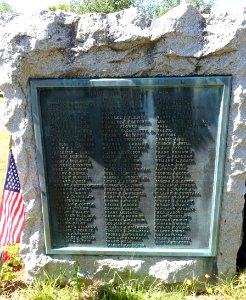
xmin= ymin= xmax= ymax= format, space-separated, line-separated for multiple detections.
xmin=2 ymin=271 xmax=246 ymax=300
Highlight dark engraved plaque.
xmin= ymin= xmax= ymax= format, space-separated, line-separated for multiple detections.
xmin=31 ymin=77 xmax=231 ymax=256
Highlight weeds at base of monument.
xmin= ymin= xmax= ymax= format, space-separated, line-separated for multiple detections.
xmin=2 ymin=249 xmax=246 ymax=299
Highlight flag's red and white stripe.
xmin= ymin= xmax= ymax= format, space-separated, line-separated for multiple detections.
xmin=0 ymin=151 xmax=25 ymax=246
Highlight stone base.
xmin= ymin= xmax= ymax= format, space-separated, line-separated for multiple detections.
xmin=25 ymin=254 xmax=216 ymax=284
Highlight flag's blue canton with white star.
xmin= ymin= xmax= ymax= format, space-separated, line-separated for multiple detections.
xmin=4 ymin=152 xmax=20 ymax=192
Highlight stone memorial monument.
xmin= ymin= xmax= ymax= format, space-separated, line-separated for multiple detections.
xmin=0 ymin=4 xmax=245 ymax=282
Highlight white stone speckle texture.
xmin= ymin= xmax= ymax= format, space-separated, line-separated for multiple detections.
xmin=0 ymin=4 xmax=245 ymax=282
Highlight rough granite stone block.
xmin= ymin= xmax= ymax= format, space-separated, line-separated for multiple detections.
xmin=0 ymin=4 xmax=245 ymax=282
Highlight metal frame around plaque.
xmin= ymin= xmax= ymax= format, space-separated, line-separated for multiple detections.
xmin=30 ymin=76 xmax=231 ymax=256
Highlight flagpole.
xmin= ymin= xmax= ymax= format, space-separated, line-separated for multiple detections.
xmin=9 ymin=135 xmax=12 ymax=151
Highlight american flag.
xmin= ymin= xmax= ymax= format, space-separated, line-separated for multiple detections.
xmin=0 ymin=151 xmax=25 ymax=246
